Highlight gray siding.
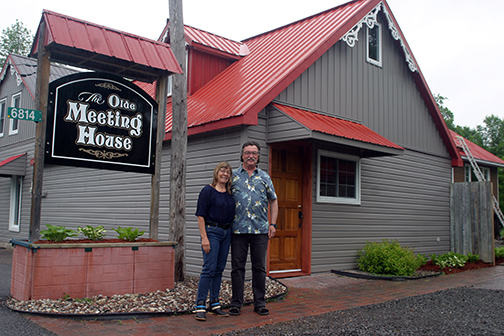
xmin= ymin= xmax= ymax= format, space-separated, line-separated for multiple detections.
xmin=276 ymin=13 xmax=448 ymax=157
xmin=311 ymin=148 xmax=452 ymax=272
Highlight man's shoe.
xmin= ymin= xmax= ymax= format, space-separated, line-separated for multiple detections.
xmin=195 ymin=301 xmax=206 ymax=321
xmin=228 ymin=306 xmax=241 ymax=316
xmin=208 ymin=302 xmax=229 ymax=317
xmin=254 ymin=306 xmax=269 ymax=315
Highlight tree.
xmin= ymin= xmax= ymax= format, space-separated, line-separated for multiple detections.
xmin=0 ymin=20 xmax=34 ymax=68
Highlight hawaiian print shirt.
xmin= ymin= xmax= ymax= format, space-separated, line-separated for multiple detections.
xmin=231 ymin=166 xmax=277 ymax=234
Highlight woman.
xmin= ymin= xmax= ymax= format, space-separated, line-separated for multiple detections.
xmin=194 ymin=161 xmax=235 ymax=321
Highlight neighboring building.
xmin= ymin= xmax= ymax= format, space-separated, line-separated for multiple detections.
xmin=3 ymin=0 xmax=492 ymax=279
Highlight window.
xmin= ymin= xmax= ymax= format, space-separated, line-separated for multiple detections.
xmin=9 ymin=176 xmax=23 ymax=232
xmin=0 ymin=98 xmax=6 ymax=137
xmin=317 ymin=150 xmax=360 ymax=204
xmin=464 ymin=164 xmax=490 ymax=182
xmin=9 ymin=93 xmax=21 ymax=135
xmin=367 ymin=23 xmax=382 ymax=67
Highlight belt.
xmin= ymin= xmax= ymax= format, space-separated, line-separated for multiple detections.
xmin=206 ymin=221 xmax=231 ymax=230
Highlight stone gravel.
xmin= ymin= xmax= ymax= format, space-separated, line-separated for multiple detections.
xmin=217 ymin=287 xmax=504 ymax=336
xmin=5 ymin=276 xmax=287 ymax=316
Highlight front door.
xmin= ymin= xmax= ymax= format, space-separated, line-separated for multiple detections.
xmin=269 ymin=145 xmax=304 ymax=272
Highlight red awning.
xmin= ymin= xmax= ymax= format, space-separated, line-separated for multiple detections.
xmin=0 ymin=153 xmax=27 ymax=176
xmin=272 ymin=103 xmax=403 ymax=156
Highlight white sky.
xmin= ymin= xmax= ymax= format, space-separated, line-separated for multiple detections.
xmin=1 ymin=0 xmax=502 ymax=128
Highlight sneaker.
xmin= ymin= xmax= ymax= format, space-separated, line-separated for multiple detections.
xmin=228 ymin=306 xmax=241 ymax=316
xmin=195 ymin=301 xmax=206 ymax=321
xmin=208 ymin=302 xmax=229 ymax=317
xmin=253 ymin=306 xmax=269 ymax=315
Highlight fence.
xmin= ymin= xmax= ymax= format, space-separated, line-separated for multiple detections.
xmin=450 ymin=182 xmax=495 ymax=264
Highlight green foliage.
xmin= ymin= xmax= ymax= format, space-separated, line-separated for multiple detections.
xmin=495 ymin=247 xmax=504 ymax=259
xmin=466 ymin=253 xmax=480 ymax=263
xmin=429 ymin=252 xmax=468 ymax=270
xmin=40 ymin=224 xmax=78 ymax=242
xmin=113 ymin=226 xmax=145 ymax=242
xmin=0 ymin=20 xmax=33 ymax=67
xmin=357 ymin=239 xmax=427 ymax=277
xmin=77 ymin=225 xmax=107 ymax=241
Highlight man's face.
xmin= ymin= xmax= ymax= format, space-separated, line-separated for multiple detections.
xmin=242 ymin=145 xmax=259 ymax=165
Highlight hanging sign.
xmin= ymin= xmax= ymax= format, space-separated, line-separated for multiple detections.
xmin=45 ymin=72 xmax=158 ymax=174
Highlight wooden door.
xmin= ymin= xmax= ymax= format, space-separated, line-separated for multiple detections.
xmin=269 ymin=145 xmax=303 ymax=271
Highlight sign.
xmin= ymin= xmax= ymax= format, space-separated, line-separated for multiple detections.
xmin=45 ymin=72 xmax=158 ymax=174
xmin=7 ymin=107 xmax=42 ymax=122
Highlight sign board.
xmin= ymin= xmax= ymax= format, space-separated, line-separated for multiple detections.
xmin=7 ymin=107 xmax=42 ymax=122
xmin=45 ymin=72 xmax=158 ymax=174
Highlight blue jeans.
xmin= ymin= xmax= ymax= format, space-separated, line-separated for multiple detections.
xmin=230 ymin=234 xmax=269 ymax=308
xmin=196 ymin=225 xmax=231 ymax=303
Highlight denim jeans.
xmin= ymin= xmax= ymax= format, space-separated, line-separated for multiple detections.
xmin=230 ymin=233 xmax=269 ymax=308
xmin=196 ymin=225 xmax=232 ymax=303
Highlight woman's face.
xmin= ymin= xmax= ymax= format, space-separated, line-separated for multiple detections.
xmin=217 ymin=167 xmax=231 ymax=183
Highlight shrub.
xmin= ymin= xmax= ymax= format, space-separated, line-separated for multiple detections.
xmin=357 ymin=239 xmax=426 ymax=277
xmin=113 ymin=226 xmax=145 ymax=242
xmin=429 ymin=252 xmax=468 ymax=270
xmin=77 ymin=225 xmax=106 ymax=241
xmin=495 ymin=247 xmax=504 ymax=259
xmin=40 ymin=224 xmax=78 ymax=242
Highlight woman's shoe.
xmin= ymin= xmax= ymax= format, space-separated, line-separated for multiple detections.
xmin=195 ymin=301 xmax=206 ymax=321
xmin=208 ymin=301 xmax=229 ymax=317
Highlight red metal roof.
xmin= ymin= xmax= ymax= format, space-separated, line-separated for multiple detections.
xmin=184 ymin=25 xmax=249 ymax=58
xmin=450 ymin=130 xmax=504 ymax=167
xmin=0 ymin=154 xmax=26 ymax=167
xmin=30 ymin=10 xmax=182 ymax=82
xmin=273 ymin=103 xmax=403 ymax=151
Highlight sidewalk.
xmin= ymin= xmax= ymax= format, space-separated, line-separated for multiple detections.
xmin=20 ymin=263 xmax=504 ymax=336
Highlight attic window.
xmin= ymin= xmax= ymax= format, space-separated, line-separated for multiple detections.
xmin=367 ymin=23 xmax=382 ymax=67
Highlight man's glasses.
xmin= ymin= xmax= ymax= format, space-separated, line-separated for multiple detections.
xmin=243 ymin=151 xmax=259 ymax=156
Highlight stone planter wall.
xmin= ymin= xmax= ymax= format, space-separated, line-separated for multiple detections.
xmin=10 ymin=241 xmax=176 ymax=301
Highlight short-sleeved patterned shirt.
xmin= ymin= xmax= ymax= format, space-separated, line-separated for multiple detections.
xmin=231 ymin=166 xmax=277 ymax=234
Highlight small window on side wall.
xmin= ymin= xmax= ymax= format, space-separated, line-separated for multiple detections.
xmin=367 ymin=22 xmax=382 ymax=67
xmin=9 ymin=92 xmax=21 ymax=135
xmin=0 ymin=98 xmax=6 ymax=137
xmin=317 ymin=150 xmax=361 ymax=205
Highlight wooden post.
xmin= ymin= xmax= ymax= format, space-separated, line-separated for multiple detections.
xmin=29 ymin=21 xmax=51 ymax=242
xmin=149 ymin=76 xmax=169 ymax=240
xmin=169 ymin=0 xmax=188 ymax=282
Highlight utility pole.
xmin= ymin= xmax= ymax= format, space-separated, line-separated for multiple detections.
xmin=168 ymin=0 xmax=188 ymax=282
xmin=29 ymin=21 xmax=51 ymax=242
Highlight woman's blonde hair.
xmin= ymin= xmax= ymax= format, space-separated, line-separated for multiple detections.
xmin=211 ymin=161 xmax=233 ymax=194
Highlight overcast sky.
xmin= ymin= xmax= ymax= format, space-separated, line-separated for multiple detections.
xmin=1 ymin=0 xmax=502 ymax=128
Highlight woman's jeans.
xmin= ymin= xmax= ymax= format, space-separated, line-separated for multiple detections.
xmin=196 ymin=225 xmax=231 ymax=303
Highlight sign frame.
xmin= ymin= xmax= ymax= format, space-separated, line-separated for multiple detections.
xmin=45 ymin=72 xmax=158 ymax=174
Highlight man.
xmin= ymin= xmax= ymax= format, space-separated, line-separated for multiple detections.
xmin=229 ymin=141 xmax=278 ymax=316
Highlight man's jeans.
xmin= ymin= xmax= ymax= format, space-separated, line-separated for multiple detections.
xmin=230 ymin=233 xmax=269 ymax=308
xmin=196 ymin=225 xmax=231 ymax=303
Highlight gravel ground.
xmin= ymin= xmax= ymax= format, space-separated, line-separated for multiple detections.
xmin=217 ymin=287 xmax=504 ymax=336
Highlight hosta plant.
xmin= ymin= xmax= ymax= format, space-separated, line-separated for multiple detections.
xmin=429 ymin=252 xmax=469 ymax=270
xmin=77 ymin=225 xmax=107 ymax=241
xmin=40 ymin=224 xmax=78 ymax=242
xmin=113 ymin=226 xmax=145 ymax=242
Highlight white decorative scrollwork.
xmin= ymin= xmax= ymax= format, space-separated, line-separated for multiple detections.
xmin=341 ymin=3 xmax=381 ymax=48
xmin=340 ymin=1 xmax=418 ymax=73
xmin=7 ymin=60 xmax=23 ymax=86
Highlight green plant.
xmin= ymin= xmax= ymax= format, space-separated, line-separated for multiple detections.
xmin=357 ymin=239 xmax=426 ymax=277
xmin=113 ymin=226 xmax=145 ymax=242
xmin=40 ymin=224 xmax=78 ymax=242
xmin=466 ymin=253 xmax=480 ymax=263
xmin=78 ymin=225 xmax=107 ymax=241
xmin=429 ymin=252 xmax=468 ymax=270
xmin=496 ymin=247 xmax=504 ymax=259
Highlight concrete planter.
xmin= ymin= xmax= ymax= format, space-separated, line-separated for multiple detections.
xmin=10 ymin=240 xmax=176 ymax=301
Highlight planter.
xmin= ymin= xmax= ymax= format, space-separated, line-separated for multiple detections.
xmin=10 ymin=240 xmax=176 ymax=301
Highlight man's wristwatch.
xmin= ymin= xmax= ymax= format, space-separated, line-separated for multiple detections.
xmin=270 ymin=223 xmax=277 ymax=229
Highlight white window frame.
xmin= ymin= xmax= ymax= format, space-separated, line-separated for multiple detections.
xmin=0 ymin=98 xmax=6 ymax=137
xmin=9 ymin=175 xmax=23 ymax=232
xmin=366 ymin=22 xmax=382 ymax=67
xmin=316 ymin=150 xmax=361 ymax=205
xmin=9 ymin=92 xmax=21 ymax=135
xmin=464 ymin=164 xmax=490 ymax=182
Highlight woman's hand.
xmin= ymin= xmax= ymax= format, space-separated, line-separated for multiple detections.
xmin=201 ymin=237 xmax=211 ymax=253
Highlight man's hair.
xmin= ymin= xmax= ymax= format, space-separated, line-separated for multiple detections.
xmin=240 ymin=141 xmax=261 ymax=163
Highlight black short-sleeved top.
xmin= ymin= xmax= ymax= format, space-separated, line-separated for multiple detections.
xmin=195 ymin=185 xmax=235 ymax=224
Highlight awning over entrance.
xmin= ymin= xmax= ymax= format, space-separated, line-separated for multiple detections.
xmin=0 ymin=153 xmax=27 ymax=177
xmin=270 ymin=103 xmax=404 ymax=157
